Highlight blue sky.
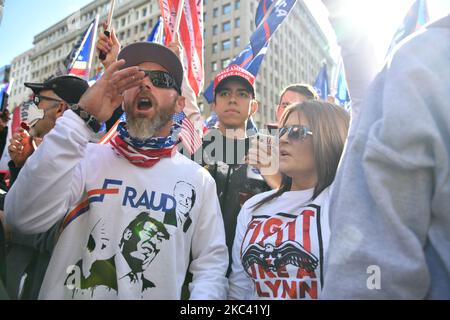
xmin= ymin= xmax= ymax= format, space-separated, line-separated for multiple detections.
xmin=0 ymin=0 xmax=93 ymax=66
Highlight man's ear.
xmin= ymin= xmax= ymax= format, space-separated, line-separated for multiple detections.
xmin=55 ymin=102 xmax=67 ymax=118
xmin=249 ymin=99 xmax=258 ymax=117
xmin=175 ymin=96 xmax=186 ymax=113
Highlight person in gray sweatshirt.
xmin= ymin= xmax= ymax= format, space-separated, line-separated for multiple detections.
xmin=321 ymin=14 xmax=450 ymax=299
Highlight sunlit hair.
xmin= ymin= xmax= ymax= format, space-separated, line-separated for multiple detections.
xmin=279 ymin=83 xmax=319 ymax=104
xmin=253 ymin=100 xmax=350 ymax=210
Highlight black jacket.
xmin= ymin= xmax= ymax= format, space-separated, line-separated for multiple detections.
xmin=188 ymin=129 xmax=270 ymax=273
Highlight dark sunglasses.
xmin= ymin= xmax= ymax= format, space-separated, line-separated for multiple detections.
xmin=140 ymin=70 xmax=181 ymax=94
xmin=279 ymin=125 xmax=313 ymax=140
xmin=33 ymin=95 xmax=63 ymax=106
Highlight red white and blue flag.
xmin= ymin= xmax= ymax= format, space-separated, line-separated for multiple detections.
xmin=147 ymin=16 xmax=165 ymax=44
xmin=203 ymin=0 xmax=297 ymax=104
xmin=159 ymin=0 xmax=204 ymax=97
xmin=173 ymin=111 xmax=202 ymax=155
xmin=65 ymin=16 xmax=99 ymax=80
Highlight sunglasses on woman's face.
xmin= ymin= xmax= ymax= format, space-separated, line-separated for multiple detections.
xmin=279 ymin=125 xmax=313 ymax=140
xmin=140 ymin=70 xmax=181 ymax=94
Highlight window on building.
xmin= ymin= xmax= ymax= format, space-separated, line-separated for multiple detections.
xmin=211 ymin=61 xmax=218 ymax=72
xmin=222 ymin=21 xmax=231 ymax=32
xmin=235 ymin=0 xmax=240 ymax=10
xmin=235 ymin=18 xmax=240 ymax=28
xmin=142 ymin=8 xmax=147 ymax=17
xmin=213 ymin=8 xmax=219 ymax=17
xmin=222 ymin=3 xmax=232 ymax=14
xmin=121 ymin=18 xmax=126 ymax=27
xmin=135 ymin=11 xmax=139 ymax=20
xmin=141 ymin=22 xmax=147 ymax=32
xmin=212 ymin=43 xmax=218 ymax=53
xmin=221 ymin=58 xmax=230 ymax=69
xmin=135 ymin=26 xmax=139 ymax=34
xmin=222 ymin=39 xmax=231 ymax=51
xmin=234 ymin=36 xmax=240 ymax=47
xmin=212 ymin=25 xmax=218 ymax=35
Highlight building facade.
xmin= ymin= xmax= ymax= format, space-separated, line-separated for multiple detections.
xmin=29 ymin=0 xmax=161 ymax=83
xmin=202 ymin=0 xmax=335 ymax=127
xmin=8 ymin=49 xmax=34 ymax=108
xmin=9 ymin=0 xmax=335 ymax=127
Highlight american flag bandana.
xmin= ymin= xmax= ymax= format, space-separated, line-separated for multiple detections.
xmin=109 ymin=122 xmax=181 ymax=168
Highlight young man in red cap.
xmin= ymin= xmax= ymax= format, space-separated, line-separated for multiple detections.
xmin=190 ymin=64 xmax=270 ymax=276
xmin=5 ymin=42 xmax=228 ymax=300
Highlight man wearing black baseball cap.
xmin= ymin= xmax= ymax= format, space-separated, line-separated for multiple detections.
xmin=1 ymin=75 xmax=88 ymax=300
xmin=24 ymin=75 xmax=89 ymax=138
xmin=6 ymin=42 xmax=228 ymax=300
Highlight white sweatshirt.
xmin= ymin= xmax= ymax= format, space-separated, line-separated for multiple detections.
xmin=228 ymin=188 xmax=330 ymax=300
xmin=5 ymin=110 xmax=229 ymax=300
xmin=322 ymin=15 xmax=450 ymax=299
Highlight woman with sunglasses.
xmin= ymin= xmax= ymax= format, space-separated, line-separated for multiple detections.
xmin=228 ymin=100 xmax=349 ymax=300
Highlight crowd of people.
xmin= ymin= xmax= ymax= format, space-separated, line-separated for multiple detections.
xmin=0 ymin=2 xmax=449 ymax=300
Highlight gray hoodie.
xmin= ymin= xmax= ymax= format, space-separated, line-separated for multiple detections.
xmin=322 ymin=15 xmax=450 ymax=299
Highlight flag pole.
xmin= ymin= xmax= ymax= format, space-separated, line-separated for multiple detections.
xmin=87 ymin=15 xmax=100 ymax=81
xmin=172 ymin=0 xmax=185 ymax=42
xmin=99 ymin=0 xmax=116 ymax=60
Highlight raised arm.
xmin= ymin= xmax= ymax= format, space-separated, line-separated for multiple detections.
xmin=5 ymin=61 xmax=144 ymax=234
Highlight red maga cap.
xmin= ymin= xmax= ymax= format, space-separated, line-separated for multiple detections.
xmin=213 ymin=65 xmax=256 ymax=94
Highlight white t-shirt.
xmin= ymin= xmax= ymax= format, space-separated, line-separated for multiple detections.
xmin=5 ymin=111 xmax=229 ymax=300
xmin=228 ymin=187 xmax=331 ymax=300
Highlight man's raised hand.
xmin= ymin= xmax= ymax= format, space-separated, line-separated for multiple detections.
xmin=78 ymin=60 xmax=145 ymax=122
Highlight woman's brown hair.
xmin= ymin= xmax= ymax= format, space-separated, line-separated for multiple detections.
xmin=253 ymin=100 xmax=350 ymax=210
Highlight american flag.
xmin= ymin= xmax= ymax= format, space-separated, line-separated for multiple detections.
xmin=203 ymin=0 xmax=296 ymax=103
xmin=173 ymin=111 xmax=202 ymax=155
xmin=100 ymin=112 xmax=202 ymax=155
xmin=159 ymin=0 xmax=204 ymax=97
xmin=66 ymin=16 xmax=99 ymax=80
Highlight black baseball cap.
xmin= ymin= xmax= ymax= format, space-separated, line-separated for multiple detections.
xmin=118 ymin=42 xmax=184 ymax=92
xmin=24 ymin=75 xmax=89 ymax=104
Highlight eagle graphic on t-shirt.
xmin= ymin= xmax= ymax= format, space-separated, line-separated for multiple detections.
xmin=242 ymin=240 xmax=319 ymax=273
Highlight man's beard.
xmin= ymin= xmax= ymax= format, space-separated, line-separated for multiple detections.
xmin=127 ymin=113 xmax=171 ymax=140
xmin=125 ymin=100 xmax=176 ymax=140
